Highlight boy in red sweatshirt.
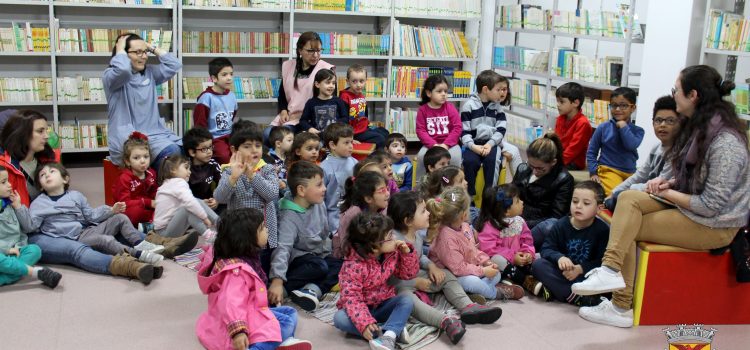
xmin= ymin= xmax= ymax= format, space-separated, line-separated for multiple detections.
xmin=338 ymin=64 xmax=388 ymax=149
xmin=553 ymin=82 xmax=592 ymax=170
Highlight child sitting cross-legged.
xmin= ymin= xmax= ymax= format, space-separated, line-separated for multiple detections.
xmin=183 ymin=127 xmax=222 ymax=212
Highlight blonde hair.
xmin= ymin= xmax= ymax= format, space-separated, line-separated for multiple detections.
xmin=424 ymin=186 xmax=470 ymax=242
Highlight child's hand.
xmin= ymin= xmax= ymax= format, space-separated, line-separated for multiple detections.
xmin=557 ymin=257 xmax=574 ymax=271
xmin=395 ymin=240 xmax=410 ymax=254
xmin=616 ymin=120 xmax=628 ymax=129
xmin=268 ymin=279 xmax=284 ymax=306
xmin=231 ymin=333 xmax=249 ymax=350
xmin=308 ymin=128 xmax=320 ymax=134
xmin=204 ymin=198 xmax=218 ymax=209
xmin=415 ymin=277 xmax=432 ymax=292
xmin=427 ymin=264 xmax=445 ymax=284
xmin=522 ymin=252 xmax=534 ymax=265
xmin=9 ymin=190 xmax=21 ymax=209
xmin=513 ymin=252 xmax=526 ymax=266
xmin=483 ymin=266 xmax=499 ymax=278
xmin=278 ymin=180 xmax=287 ymax=190
xmin=437 ymin=143 xmax=449 ymax=150
xmin=502 ymin=151 xmax=513 ymax=163
xmin=590 ymin=175 xmax=601 ymax=184
xmin=562 ymin=265 xmax=584 ymax=281
xmin=229 ymin=153 xmax=248 ymax=183
xmin=202 ymin=217 xmax=212 ymax=228
xmin=482 ymin=144 xmax=492 ymax=155
xmin=112 ymin=202 xmax=126 ymax=214
xmin=7 ymin=247 xmax=20 ymax=256
xmin=362 ymin=323 xmax=381 ymax=341
xmin=471 ymin=144 xmax=483 ymax=155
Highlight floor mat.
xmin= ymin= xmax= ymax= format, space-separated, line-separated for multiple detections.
xmin=174 ymin=248 xmax=204 ymax=271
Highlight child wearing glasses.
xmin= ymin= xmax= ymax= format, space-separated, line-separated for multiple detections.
xmin=585 ymin=87 xmax=645 ymax=196
xmin=193 ymin=57 xmax=238 ymax=164
xmin=183 ymin=127 xmax=222 ymax=213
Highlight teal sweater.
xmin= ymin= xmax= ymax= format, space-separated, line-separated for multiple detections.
xmin=0 ymin=204 xmax=33 ymax=255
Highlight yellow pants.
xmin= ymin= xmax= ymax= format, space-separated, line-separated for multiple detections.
xmin=597 ymin=165 xmax=632 ymax=197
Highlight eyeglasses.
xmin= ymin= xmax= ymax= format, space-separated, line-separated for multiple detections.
xmin=127 ymin=50 xmax=148 ymax=57
xmin=302 ymin=49 xmax=322 ymax=55
xmin=609 ymin=103 xmax=634 ymax=110
xmin=653 ymin=117 xmax=679 ymax=126
xmin=528 ymin=164 xmax=549 ymax=172
xmin=374 ymin=186 xmax=389 ymax=194
xmin=378 ymin=231 xmax=394 ymax=244
xmin=197 ymin=146 xmax=214 ymax=153
xmin=671 ymin=87 xmax=679 ymax=97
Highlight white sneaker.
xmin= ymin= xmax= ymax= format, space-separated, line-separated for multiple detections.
xmin=133 ymin=240 xmax=164 ymax=254
xmin=399 ymin=326 xmax=411 ymax=343
xmin=571 ymin=267 xmax=626 ymax=295
xmin=278 ymin=337 xmax=312 ymax=350
xmin=138 ymin=251 xmax=164 ymax=265
xmin=578 ymin=298 xmax=633 ymax=328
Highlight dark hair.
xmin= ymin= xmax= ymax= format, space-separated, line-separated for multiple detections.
xmin=294 ymin=32 xmax=323 ymax=88
xmin=229 ymin=128 xmax=263 ymax=149
xmin=387 ymin=191 xmax=423 ymax=232
xmin=231 ymin=120 xmax=258 ymax=139
xmin=421 ymin=165 xmax=462 ymax=199
xmin=346 ymin=64 xmax=367 ymax=80
xmin=420 ymin=74 xmax=450 ymax=105
xmin=0 ymin=110 xmax=54 ymax=161
xmin=574 ymin=180 xmax=605 ymax=204
xmin=35 ymin=162 xmax=70 ymax=192
xmin=157 ymin=154 xmax=190 ymax=185
xmin=475 ymin=184 xmax=519 ymax=231
xmin=555 ymin=82 xmax=584 ymax=110
xmin=208 ymin=57 xmax=233 ymax=78
xmin=346 ymin=212 xmax=394 ymax=258
xmin=341 ymin=171 xmax=387 ymax=212
xmin=611 ymin=87 xmax=637 ymax=104
xmin=527 ymin=132 xmax=563 ymax=166
xmin=110 ymin=33 xmax=144 ymax=57
xmin=385 ymin=133 xmax=407 ymax=150
xmin=287 ymin=160 xmax=324 ymax=198
xmin=183 ymin=127 xmax=213 ymax=153
xmin=322 ymin=122 xmax=353 ymax=148
xmin=209 ymin=208 xmax=265 ymax=275
xmin=268 ymin=126 xmax=293 ymax=150
xmin=365 ymin=149 xmax=390 ymax=166
xmin=423 ymin=146 xmax=451 ymax=172
xmin=312 ymin=69 xmax=337 ymax=97
xmin=122 ymin=132 xmax=151 ymax=168
xmin=652 ymin=95 xmax=677 ymax=117
xmin=476 ymin=70 xmax=511 ymax=106
xmin=287 ymin=132 xmax=320 ymax=166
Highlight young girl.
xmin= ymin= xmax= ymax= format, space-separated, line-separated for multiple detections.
xmin=476 ymin=184 xmax=539 ymax=294
xmin=287 ymin=132 xmax=321 ymax=166
xmin=113 ymin=132 xmax=157 ymax=229
xmin=296 ymin=69 xmax=349 ymax=135
xmin=419 ymin=165 xmax=477 ymax=224
xmin=0 ymin=166 xmax=62 ymax=288
xmin=585 ymin=87 xmax=645 ymax=196
xmin=196 ymin=208 xmax=312 ymax=350
xmin=388 ymin=191 xmax=502 ymax=345
xmin=415 ymin=74 xmax=463 ymax=182
xmin=154 ymin=155 xmax=218 ymax=240
xmin=29 ymin=163 xmax=164 ymax=282
xmin=332 ymin=171 xmax=389 ymax=259
xmin=334 ymin=212 xmax=418 ymax=350
xmin=426 ymin=187 xmax=523 ymax=301
xmin=360 ymin=151 xmax=399 ymax=194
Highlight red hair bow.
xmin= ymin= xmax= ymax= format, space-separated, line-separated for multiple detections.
xmin=129 ymin=131 xmax=149 ymax=141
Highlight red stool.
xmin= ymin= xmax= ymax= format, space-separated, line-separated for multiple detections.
xmin=352 ymin=142 xmax=376 ymax=161
xmin=103 ymin=158 xmax=122 ymax=206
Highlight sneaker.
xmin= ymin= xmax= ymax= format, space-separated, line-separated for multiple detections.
xmin=571 ymin=267 xmax=626 ymax=296
xmin=133 ymin=240 xmax=165 ymax=254
xmin=459 ymin=303 xmax=502 ymax=324
xmin=202 ymin=228 xmax=217 ymax=244
xmin=278 ymin=338 xmax=312 ymax=350
xmin=578 ymin=298 xmax=633 ymax=328
xmin=369 ymin=335 xmax=396 ymax=350
xmin=137 ymin=251 xmax=164 ymax=265
xmin=573 ymin=295 xmax=605 ymax=307
xmin=522 ymin=275 xmax=543 ymax=296
xmin=291 ymin=289 xmax=319 ymax=311
xmin=467 ymin=293 xmax=487 ymax=305
xmin=37 ymin=268 xmax=62 ymax=289
xmin=398 ymin=326 xmax=411 ymax=344
xmin=439 ymin=317 xmax=466 ymax=345
xmin=496 ymin=283 xmax=524 ymax=300
xmin=540 ymin=285 xmax=554 ymax=302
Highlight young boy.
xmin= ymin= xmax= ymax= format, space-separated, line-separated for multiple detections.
xmin=530 ymin=181 xmax=609 ymax=307
xmin=183 ymin=127 xmax=222 ymax=211
xmin=268 ymin=161 xmax=343 ymax=312
xmin=213 ymin=127 xmax=279 ymax=272
xmin=605 ymin=95 xmax=681 ymax=210
xmin=461 ymin=70 xmax=508 ymax=196
xmin=267 ymin=126 xmax=294 ymax=193
xmin=338 ymin=64 xmax=389 ymax=149
xmin=554 ymin=82 xmax=592 ymax=170
xmin=320 ymin=123 xmax=358 ymax=233
xmin=193 ymin=57 xmax=238 ymax=164
xmin=386 ymin=133 xmax=412 ymax=192
xmin=418 ymin=145 xmax=451 ymax=187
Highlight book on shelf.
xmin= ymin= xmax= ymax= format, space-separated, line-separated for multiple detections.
xmin=305 ymin=32 xmax=389 ymax=56
xmin=182 ymin=77 xmax=280 ymax=100
xmin=182 ymin=31 xmax=289 ymax=54
xmin=553 ymin=48 xmax=623 ymax=86
xmin=732 ymin=83 xmax=749 ymax=115
xmin=386 ymin=107 xmax=417 ymax=139
xmin=390 ymin=66 xmax=472 ymax=99
xmin=496 ymin=4 xmax=545 ymax=30
xmin=505 ymin=113 xmax=543 ymax=149
xmin=509 ymin=77 xmax=547 ymax=111
xmin=56 ymin=26 xmax=172 ymax=53
xmin=57 ymin=76 xmax=172 ymax=102
xmin=0 ymin=77 xmax=53 ymax=102
xmin=0 ymin=23 xmax=50 ymax=53
xmin=336 ymin=76 xmax=385 ymax=98
xmin=497 ymin=4 xmax=643 ymax=39
xmin=183 ymin=0 xmax=288 ymax=8
xmin=58 ymin=122 xmax=109 ymax=150
xmin=394 ymin=0 xmax=480 ymax=18
xmin=493 ymin=46 xmax=549 ymax=73
xmin=57 ymin=0 xmax=173 ymax=5
xmin=706 ymin=9 xmax=750 ymax=52
xmin=294 ymin=0 xmax=389 ymax=13
xmin=391 ymin=20 xmax=474 ymax=59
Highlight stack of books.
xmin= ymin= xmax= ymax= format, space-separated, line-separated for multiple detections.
xmin=497 ymin=4 xmax=546 ymax=30
xmin=392 ymin=21 xmax=474 ymax=59
xmin=336 ymin=76 xmax=385 ymax=98
xmin=56 ymin=76 xmax=106 ymax=102
xmin=394 ymin=0 xmax=481 ymax=18
xmin=552 ymin=7 xmax=643 ymax=39
xmin=493 ymin=46 xmax=549 ymax=73
xmin=56 ymin=27 xmax=172 ymax=53
xmin=553 ymin=48 xmax=623 ymax=86
xmin=705 ymin=9 xmax=750 ymax=51
xmin=294 ymin=0 xmax=389 ymax=13
xmin=0 ymin=23 xmax=50 ymax=52
xmin=386 ymin=107 xmax=417 ymax=139
xmin=182 ymin=77 xmax=281 ymax=100
xmin=310 ymin=32 xmax=389 ymax=56
xmin=0 ymin=77 xmax=53 ymax=102
xmin=184 ymin=0 xmax=288 ymax=8
xmin=508 ymin=77 xmax=547 ymax=110
xmin=182 ymin=31 xmax=289 ymax=54
xmin=505 ymin=113 xmax=543 ymax=149
xmin=58 ymin=123 xmax=109 ymax=150
xmin=390 ymin=66 xmax=472 ymax=98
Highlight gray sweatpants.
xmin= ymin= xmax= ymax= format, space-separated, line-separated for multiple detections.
xmin=77 ymin=214 xmax=144 ymax=256
xmin=155 ymin=201 xmax=218 ymax=238
xmin=396 ymin=269 xmax=472 ymax=327
xmin=490 ymin=254 xmax=510 ymax=271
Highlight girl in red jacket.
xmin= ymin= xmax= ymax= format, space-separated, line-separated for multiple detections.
xmin=334 ymin=212 xmax=418 ymax=350
xmin=113 ymin=132 xmax=157 ymax=228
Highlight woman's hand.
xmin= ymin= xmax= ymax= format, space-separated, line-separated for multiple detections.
xmin=231 ymin=333 xmax=248 ymax=350
xmin=115 ymin=34 xmax=128 ymax=53
xmin=645 ymin=177 xmax=669 ymax=194
xmin=279 ymin=110 xmax=290 ymax=124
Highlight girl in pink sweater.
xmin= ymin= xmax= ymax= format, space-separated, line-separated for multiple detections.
xmin=415 ymin=74 xmax=463 ymax=182
xmin=427 ymin=187 xmax=523 ymax=301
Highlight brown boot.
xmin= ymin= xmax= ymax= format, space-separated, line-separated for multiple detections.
xmin=109 ymin=253 xmax=154 ymax=285
xmin=145 ymin=230 xmax=199 ymax=259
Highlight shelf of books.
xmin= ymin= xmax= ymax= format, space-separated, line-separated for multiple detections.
xmin=0 ymin=0 xmax=50 ymax=5
xmin=53 ymin=2 xmax=174 ymax=10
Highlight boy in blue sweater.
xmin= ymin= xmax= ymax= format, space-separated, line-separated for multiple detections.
xmin=386 ymin=133 xmax=413 ymax=192
xmin=193 ymin=57 xmax=238 ymax=164
xmin=320 ymin=123 xmax=358 ymax=233
xmin=586 ymin=87 xmax=645 ymax=196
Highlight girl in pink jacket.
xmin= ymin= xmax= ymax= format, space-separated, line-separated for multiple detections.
xmin=196 ymin=208 xmax=311 ymax=350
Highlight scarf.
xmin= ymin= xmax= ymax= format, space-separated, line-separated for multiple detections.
xmin=674 ymin=114 xmax=736 ymax=194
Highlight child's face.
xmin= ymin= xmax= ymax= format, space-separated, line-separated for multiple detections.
xmin=556 ymin=97 xmax=578 ymax=117
xmin=378 ymin=159 xmax=393 ymax=180
xmin=485 ymin=82 xmax=508 ymax=103
xmin=387 ymin=141 xmax=406 ymax=161
xmin=452 ymin=171 xmax=468 ymax=190
xmin=570 ymin=188 xmax=600 ymax=223
xmin=506 ymin=196 xmax=524 ymax=217
xmin=653 ymin=109 xmax=681 ymax=145
xmin=125 ymin=147 xmax=150 ymax=175
xmin=315 ymin=77 xmax=336 ymax=98
xmin=276 ymin=133 xmax=294 ymax=154
xmin=190 ymin=139 xmax=214 ymax=165
xmin=426 ymin=82 xmax=449 ymax=106
xmin=347 ymin=70 xmax=367 ymax=95
xmin=408 ymin=200 xmax=430 ymax=230
xmin=234 ymin=140 xmax=263 ymax=165
xmin=296 ymin=140 xmax=320 ymax=162
xmin=610 ymin=95 xmax=635 ymax=122
xmin=175 ymin=162 xmax=191 ymax=181
xmin=299 ymin=174 xmax=326 ymax=205
xmin=38 ymin=166 xmax=68 ymax=193
xmin=211 ymin=66 xmax=234 ymax=92
xmin=427 ymin=157 xmax=450 ymax=173
xmin=365 ymin=181 xmax=390 ymax=211
xmin=329 ymin=137 xmax=354 ymax=158
xmin=256 ymin=223 xmax=268 ymax=248
xmin=0 ymin=171 xmax=12 ymax=198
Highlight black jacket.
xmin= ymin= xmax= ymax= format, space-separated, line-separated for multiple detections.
xmin=512 ymin=163 xmax=574 ymax=228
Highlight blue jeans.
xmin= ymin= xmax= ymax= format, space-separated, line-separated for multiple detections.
xmin=354 ymin=127 xmax=389 ymax=149
xmin=284 ymin=254 xmax=343 ymax=296
xmin=531 ymin=217 xmax=558 ymax=252
xmin=251 ymin=306 xmax=298 ymax=350
xmin=333 ymin=294 xmax=413 ymax=338
xmin=531 ymin=258 xmax=586 ymax=303
xmin=0 ymin=244 xmax=41 ymax=285
xmin=462 ymin=144 xmax=499 ymax=196
xmin=152 ymin=143 xmax=183 ymax=175
xmin=457 ymin=273 xmax=502 ymax=299
xmin=28 ymin=234 xmax=112 ymax=275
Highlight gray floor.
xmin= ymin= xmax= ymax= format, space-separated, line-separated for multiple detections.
xmin=2 ymin=166 xmax=748 ymax=350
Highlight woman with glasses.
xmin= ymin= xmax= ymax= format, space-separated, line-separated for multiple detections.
xmin=104 ymin=33 xmax=183 ymax=173
xmin=573 ymin=65 xmax=750 ymax=328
